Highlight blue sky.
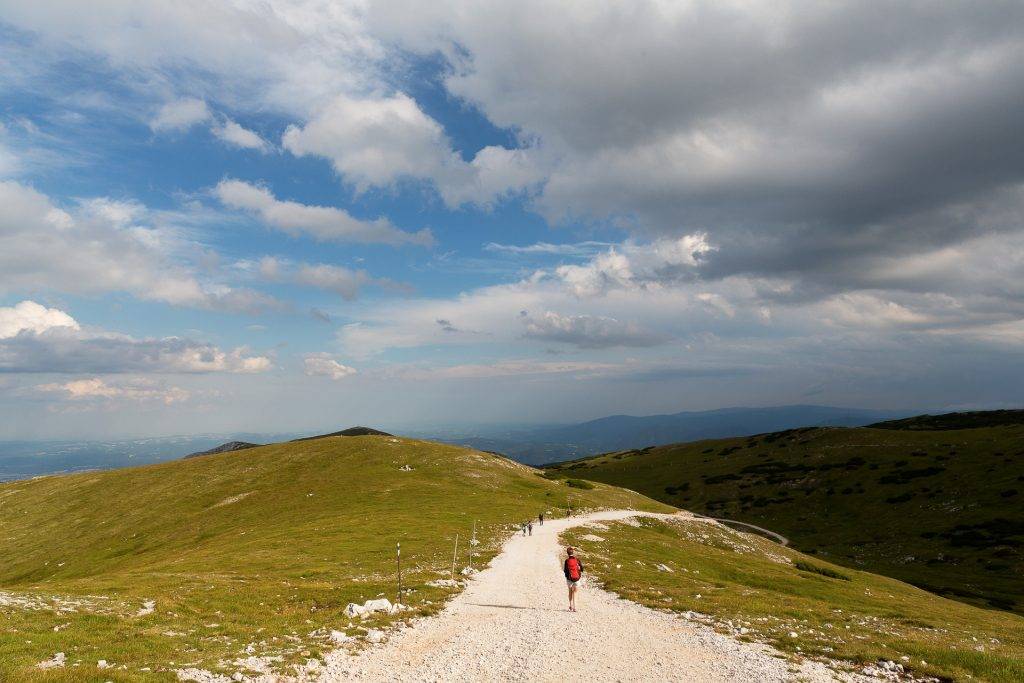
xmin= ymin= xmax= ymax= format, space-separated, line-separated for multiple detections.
xmin=1 ymin=2 xmax=1023 ymax=439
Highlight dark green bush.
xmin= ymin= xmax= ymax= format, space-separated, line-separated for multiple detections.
xmin=794 ymin=560 xmax=851 ymax=581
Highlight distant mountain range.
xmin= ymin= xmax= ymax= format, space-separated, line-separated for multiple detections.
xmin=0 ymin=408 xmax=915 ymax=479
xmin=437 ymin=405 xmax=914 ymax=464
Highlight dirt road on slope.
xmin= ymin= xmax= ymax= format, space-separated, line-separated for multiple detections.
xmin=318 ymin=510 xmax=862 ymax=682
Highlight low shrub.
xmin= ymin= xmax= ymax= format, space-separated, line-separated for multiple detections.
xmin=794 ymin=560 xmax=851 ymax=581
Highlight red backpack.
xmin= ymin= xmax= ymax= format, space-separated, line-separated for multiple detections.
xmin=566 ymin=556 xmax=582 ymax=581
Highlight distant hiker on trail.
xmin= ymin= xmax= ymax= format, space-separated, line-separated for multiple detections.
xmin=521 ymin=522 xmax=527 ymax=536
xmin=563 ymin=547 xmax=584 ymax=612
xmin=538 ymin=512 xmax=544 ymax=526
xmin=527 ymin=521 xmax=533 ymax=536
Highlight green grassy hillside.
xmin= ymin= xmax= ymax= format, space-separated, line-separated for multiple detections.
xmin=0 ymin=435 xmax=669 ymax=681
xmin=563 ymin=516 xmax=1024 ymax=682
xmin=545 ymin=423 xmax=1024 ymax=614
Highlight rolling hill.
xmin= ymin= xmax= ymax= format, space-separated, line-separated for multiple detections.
xmin=544 ymin=415 xmax=1024 ymax=615
xmin=0 ymin=434 xmax=668 ymax=680
xmin=439 ymin=405 xmax=911 ymax=464
xmin=0 ymin=431 xmax=1022 ymax=681
xmin=183 ymin=440 xmax=261 ymax=458
xmin=563 ymin=515 xmax=1024 ymax=682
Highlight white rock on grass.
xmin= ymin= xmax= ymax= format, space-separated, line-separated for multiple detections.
xmin=137 ymin=600 xmax=156 ymax=616
xmin=36 ymin=652 xmax=66 ymax=669
xmin=344 ymin=598 xmax=393 ymax=618
xmin=176 ymin=668 xmax=233 ymax=683
xmin=426 ymin=579 xmax=461 ymax=588
xmin=366 ymin=629 xmax=385 ymax=644
xmin=330 ymin=630 xmax=352 ymax=644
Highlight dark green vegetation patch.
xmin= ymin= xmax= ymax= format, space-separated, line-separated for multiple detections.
xmin=870 ymin=410 xmax=1024 ymax=431
xmin=545 ymin=416 xmax=1024 ymax=614
xmin=793 ymin=560 xmax=851 ymax=580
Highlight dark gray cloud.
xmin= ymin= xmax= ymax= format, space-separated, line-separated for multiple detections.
xmin=376 ymin=1 xmax=1024 ymax=302
xmin=520 ymin=311 xmax=667 ymax=349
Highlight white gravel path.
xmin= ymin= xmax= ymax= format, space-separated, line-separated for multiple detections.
xmin=317 ymin=510 xmax=866 ymax=682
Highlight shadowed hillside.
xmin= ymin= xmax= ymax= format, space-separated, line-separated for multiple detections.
xmin=870 ymin=410 xmax=1024 ymax=431
xmin=545 ymin=417 xmax=1024 ymax=614
xmin=563 ymin=516 xmax=1024 ymax=682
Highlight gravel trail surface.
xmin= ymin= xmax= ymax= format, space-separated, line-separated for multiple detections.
xmin=318 ymin=510 xmax=863 ymax=682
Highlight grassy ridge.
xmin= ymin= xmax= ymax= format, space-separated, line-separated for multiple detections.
xmin=0 ymin=435 xmax=669 ymax=681
xmin=563 ymin=516 xmax=1024 ymax=682
xmin=545 ymin=424 xmax=1024 ymax=614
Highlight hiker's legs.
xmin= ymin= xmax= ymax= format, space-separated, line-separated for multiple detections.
xmin=569 ymin=584 xmax=577 ymax=610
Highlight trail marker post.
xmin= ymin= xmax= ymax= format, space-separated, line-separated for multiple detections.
xmin=396 ymin=542 xmax=402 ymax=606
xmin=451 ymin=534 xmax=459 ymax=581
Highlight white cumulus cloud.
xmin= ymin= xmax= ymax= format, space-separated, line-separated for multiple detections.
xmin=0 ymin=300 xmax=80 ymax=339
xmin=212 ymin=119 xmax=271 ymax=152
xmin=283 ymin=92 xmax=543 ymax=207
xmin=0 ymin=181 xmax=279 ymax=312
xmin=0 ymin=301 xmax=273 ymax=374
xmin=149 ymin=97 xmax=211 ymax=132
xmin=215 ymin=178 xmax=434 ymax=246
xmin=303 ymin=353 xmax=357 ymax=380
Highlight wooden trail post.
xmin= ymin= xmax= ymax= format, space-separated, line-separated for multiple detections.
xmin=451 ymin=534 xmax=459 ymax=581
xmin=396 ymin=542 xmax=402 ymax=605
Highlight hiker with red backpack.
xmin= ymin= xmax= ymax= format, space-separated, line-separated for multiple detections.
xmin=563 ymin=547 xmax=584 ymax=612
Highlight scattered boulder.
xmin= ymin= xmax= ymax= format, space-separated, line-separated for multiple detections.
xmin=36 ymin=653 xmax=65 ymax=669
xmin=343 ymin=598 xmax=403 ymax=618
xmin=861 ymin=659 xmax=906 ymax=680
xmin=329 ymin=630 xmax=352 ymax=644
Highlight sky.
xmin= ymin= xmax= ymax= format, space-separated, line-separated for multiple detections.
xmin=1 ymin=1 xmax=1023 ymax=439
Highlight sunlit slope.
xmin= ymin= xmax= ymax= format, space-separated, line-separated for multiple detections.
xmin=0 ymin=435 xmax=670 ymax=681
xmin=563 ymin=516 xmax=1024 ymax=683
xmin=545 ymin=424 xmax=1024 ymax=614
